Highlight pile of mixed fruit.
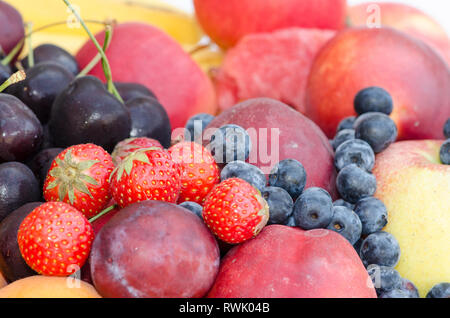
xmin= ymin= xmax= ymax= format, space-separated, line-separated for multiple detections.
xmin=0 ymin=0 xmax=449 ymax=298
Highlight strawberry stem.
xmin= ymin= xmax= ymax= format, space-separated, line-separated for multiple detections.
xmin=0 ymin=70 xmax=26 ymax=93
xmin=76 ymin=24 xmax=113 ymax=78
xmin=63 ymin=0 xmax=123 ymax=103
xmin=88 ymin=204 xmax=117 ymax=223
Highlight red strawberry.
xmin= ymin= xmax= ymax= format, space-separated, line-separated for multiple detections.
xmin=111 ymin=137 xmax=163 ymax=166
xmin=43 ymin=143 xmax=114 ymax=219
xmin=110 ymin=147 xmax=182 ymax=208
xmin=17 ymin=201 xmax=94 ymax=277
xmin=202 ymin=178 xmax=269 ymax=244
xmin=168 ymin=141 xmax=220 ymax=204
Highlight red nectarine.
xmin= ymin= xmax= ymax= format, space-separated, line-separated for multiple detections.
xmin=75 ymin=23 xmax=217 ymax=129
xmin=305 ymin=27 xmax=450 ymax=140
xmin=193 ymin=0 xmax=346 ymax=49
xmin=208 ymin=225 xmax=377 ymax=298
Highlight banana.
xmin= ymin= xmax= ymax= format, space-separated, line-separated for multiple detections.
xmin=5 ymin=0 xmax=203 ymax=54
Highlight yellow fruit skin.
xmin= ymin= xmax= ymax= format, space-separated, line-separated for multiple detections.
xmin=373 ymin=140 xmax=450 ymax=297
xmin=5 ymin=0 xmax=203 ymax=54
xmin=0 ymin=276 xmax=101 ymax=298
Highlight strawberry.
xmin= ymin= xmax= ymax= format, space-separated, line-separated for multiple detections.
xmin=202 ymin=178 xmax=270 ymax=244
xmin=43 ymin=143 xmax=114 ymax=219
xmin=168 ymin=141 xmax=220 ymax=204
xmin=17 ymin=201 xmax=94 ymax=276
xmin=110 ymin=147 xmax=182 ymax=208
xmin=111 ymin=137 xmax=163 ymax=166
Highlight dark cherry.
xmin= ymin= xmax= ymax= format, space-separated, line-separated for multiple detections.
xmin=0 ymin=202 xmax=42 ymax=282
xmin=14 ymin=62 xmax=74 ymax=123
xmin=21 ymin=44 xmax=80 ymax=76
xmin=126 ymin=96 xmax=171 ymax=149
xmin=26 ymin=147 xmax=64 ymax=189
xmin=114 ymin=81 xmax=157 ymax=102
xmin=0 ymin=63 xmax=11 ymax=84
xmin=0 ymin=162 xmax=41 ymax=221
xmin=48 ymin=75 xmax=131 ymax=152
xmin=0 ymin=1 xmax=25 ymax=61
xmin=0 ymin=93 xmax=43 ymax=162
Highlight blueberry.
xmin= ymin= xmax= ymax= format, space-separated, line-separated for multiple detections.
xmin=336 ymin=164 xmax=377 ymax=204
xmin=326 ymin=206 xmax=362 ymax=245
xmin=353 ymin=238 xmax=363 ymax=253
xmin=336 ymin=116 xmax=356 ymax=133
xmin=261 ymin=186 xmax=294 ymax=225
xmin=354 ymin=112 xmax=398 ymax=153
xmin=179 ymin=201 xmax=203 ymax=219
xmin=292 ymin=187 xmax=333 ymax=230
xmin=331 ymin=129 xmax=355 ymax=151
xmin=440 ymin=139 xmax=450 ymax=165
xmin=333 ymin=199 xmax=355 ymax=210
xmin=359 ymin=231 xmax=401 ymax=267
xmin=426 ymin=282 xmax=450 ymax=298
xmin=285 ymin=215 xmax=296 ymax=227
xmin=354 ymin=87 xmax=393 ymax=115
xmin=268 ymin=159 xmax=307 ymax=200
xmin=399 ymin=278 xmax=420 ymax=298
xmin=354 ymin=197 xmax=388 ymax=236
xmin=379 ymin=289 xmax=411 ymax=298
xmin=367 ymin=265 xmax=402 ymax=295
xmin=334 ymin=139 xmax=375 ymax=172
xmin=185 ymin=113 xmax=215 ymax=143
xmin=208 ymin=124 xmax=251 ymax=164
xmin=444 ymin=118 xmax=450 ymax=139
xmin=221 ymin=160 xmax=267 ymax=191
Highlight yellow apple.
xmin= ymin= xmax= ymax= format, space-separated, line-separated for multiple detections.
xmin=373 ymin=140 xmax=450 ymax=297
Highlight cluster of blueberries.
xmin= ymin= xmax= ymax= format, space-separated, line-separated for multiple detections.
xmin=180 ymin=86 xmax=449 ymax=298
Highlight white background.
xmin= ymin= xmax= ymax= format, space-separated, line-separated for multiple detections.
xmin=164 ymin=0 xmax=450 ymax=34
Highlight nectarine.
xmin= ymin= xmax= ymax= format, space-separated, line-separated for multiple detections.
xmin=193 ymin=0 xmax=346 ymax=48
xmin=204 ymin=98 xmax=337 ymax=197
xmin=348 ymin=2 xmax=450 ymax=66
xmin=305 ymin=27 xmax=450 ymax=140
xmin=208 ymin=225 xmax=376 ymax=298
xmin=373 ymin=140 xmax=450 ymax=297
xmin=76 ymin=23 xmax=217 ymax=129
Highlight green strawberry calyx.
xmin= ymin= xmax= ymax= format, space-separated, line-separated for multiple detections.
xmin=45 ymin=149 xmax=100 ymax=204
xmin=110 ymin=147 xmax=162 ymax=182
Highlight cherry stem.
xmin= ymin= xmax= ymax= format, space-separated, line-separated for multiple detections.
xmin=0 ymin=19 xmax=110 ymax=67
xmin=76 ymin=24 xmax=113 ymax=78
xmin=0 ymin=70 xmax=26 ymax=93
xmin=26 ymin=23 xmax=34 ymax=68
xmin=88 ymin=204 xmax=117 ymax=223
xmin=63 ymin=0 xmax=123 ymax=103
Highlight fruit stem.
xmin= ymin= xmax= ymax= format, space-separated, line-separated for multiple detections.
xmin=76 ymin=24 xmax=113 ymax=78
xmin=26 ymin=22 xmax=34 ymax=68
xmin=63 ymin=0 xmax=123 ymax=103
xmin=0 ymin=70 xmax=26 ymax=93
xmin=0 ymin=19 xmax=110 ymax=67
xmin=0 ymin=39 xmax=24 ymax=66
xmin=88 ymin=204 xmax=117 ymax=223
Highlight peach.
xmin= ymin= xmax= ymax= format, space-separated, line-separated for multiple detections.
xmin=0 ymin=275 xmax=101 ymax=298
xmin=75 ymin=23 xmax=217 ymax=129
xmin=193 ymin=0 xmax=346 ymax=49
xmin=305 ymin=27 xmax=450 ymax=140
xmin=208 ymin=225 xmax=376 ymax=298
